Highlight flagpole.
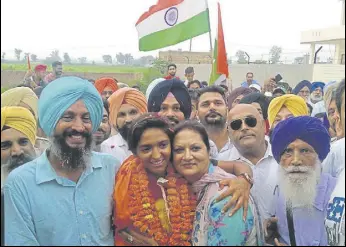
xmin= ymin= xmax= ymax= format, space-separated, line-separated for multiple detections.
xmin=204 ymin=0 xmax=213 ymax=52
xmin=189 ymin=39 xmax=192 ymax=52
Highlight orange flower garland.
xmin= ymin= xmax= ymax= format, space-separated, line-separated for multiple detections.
xmin=128 ymin=157 xmax=196 ymax=246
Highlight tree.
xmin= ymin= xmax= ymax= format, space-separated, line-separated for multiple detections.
xmin=30 ymin=54 xmax=38 ymax=62
xmin=78 ymin=57 xmax=87 ymax=64
xmin=235 ymin=50 xmax=247 ymax=64
xmin=124 ymin=53 xmax=134 ymax=65
xmin=152 ymin=59 xmax=169 ymax=75
xmin=14 ymin=48 xmax=23 ymax=61
xmin=63 ymin=53 xmax=71 ymax=64
xmin=23 ymin=53 xmax=30 ymax=61
xmin=102 ymin=55 xmax=112 ymax=64
xmin=1 ymin=52 xmax=5 ymax=60
xmin=116 ymin=53 xmax=125 ymax=64
xmin=269 ymin=45 xmax=282 ymax=64
xmin=294 ymin=56 xmax=304 ymax=64
xmin=48 ymin=50 xmax=61 ymax=62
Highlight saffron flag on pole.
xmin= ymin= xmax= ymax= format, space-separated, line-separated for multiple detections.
xmin=210 ymin=2 xmax=229 ymax=85
xmin=136 ymin=0 xmax=210 ymax=51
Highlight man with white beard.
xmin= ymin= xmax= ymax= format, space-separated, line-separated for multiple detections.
xmin=310 ymin=82 xmax=326 ymax=105
xmin=266 ymin=116 xmax=336 ymax=246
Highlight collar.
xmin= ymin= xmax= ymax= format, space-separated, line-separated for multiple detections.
xmin=35 ymin=151 xmax=102 ymax=185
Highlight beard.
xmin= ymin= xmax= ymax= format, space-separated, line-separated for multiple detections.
xmin=118 ymin=123 xmax=132 ymax=142
xmin=311 ymin=94 xmax=323 ymax=102
xmin=1 ymin=153 xmax=35 ymax=187
xmin=200 ymin=110 xmax=226 ymax=132
xmin=278 ymin=160 xmax=321 ymax=210
xmin=49 ymin=129 xmax=92 ymax=170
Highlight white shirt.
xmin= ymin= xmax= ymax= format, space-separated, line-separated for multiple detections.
xmin=100 ymin=133 xmax=132 ymax=164
xmin=209 ymin=139 xmax=234 ymax=161
xmin=325 ymin=168 xmax=345 ymax=246
xmin=323 ymin=138 xmax=345 ymax=179
xmin=224 ymin=141 xmax=279 ymax=220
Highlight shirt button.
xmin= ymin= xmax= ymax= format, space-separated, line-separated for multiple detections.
xmin=79 ymin=210 xmax=84 ymax=215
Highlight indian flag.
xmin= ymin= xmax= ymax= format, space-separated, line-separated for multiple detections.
xmin=210 ymin=3 xmax=229 ymax=86
xmin=136 ymin=0 xmax=210 ymax=51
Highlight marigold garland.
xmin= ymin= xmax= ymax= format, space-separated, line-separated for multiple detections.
xmin=128 ymin=157 xmax=197 ymax=246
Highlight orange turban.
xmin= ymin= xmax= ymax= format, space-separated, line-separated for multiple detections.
xmin=108 ymin=88 xmax=148 ymax=125
xmin=94 ymin=77 xmax=119 ymax=95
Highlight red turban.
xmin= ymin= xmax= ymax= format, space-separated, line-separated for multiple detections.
xmin=34 ymin=64 xmax=47 ymax=72
xmin=94 ymin=77 xmax=119 ymax=95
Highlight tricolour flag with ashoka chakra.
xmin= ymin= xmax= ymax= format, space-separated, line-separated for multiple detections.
xmin=136 ymin=0 xmax=210 ymax=51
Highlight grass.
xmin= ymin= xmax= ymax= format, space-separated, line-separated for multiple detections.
xmin=1 ymin=63 xmax=150 ymax=73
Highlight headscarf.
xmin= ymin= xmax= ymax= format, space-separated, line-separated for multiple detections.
xmin=108 ymin=88 xmax=148 ymax=126
xmin=292 ymin=80 xmax=312 ymax=95
xmin=311 ymin=82 xmax=326 ymax=93
xmin=271 ymin=116 xmax=331 ymax=163
xmin=227 ymin=87 xmax=252 ymax=109
xmin=146 ymin=78 xmax=165 ymax=99
xmin=1 ymin=106 xmax=37 ymax=145
xmin=39 ymin=76 xmax=103 ymax=136
xmin=148 ymin=78 xmax=191 ymax=119
xmin=94 ymin=77 xmax=119 ymax=95
xmin=268 ymin=94 xmax=309 ymax=127
xmin=239 ymin=93 xmax=270 ymax=120
xmin=1 ymin=87 xmax=38 ymax=119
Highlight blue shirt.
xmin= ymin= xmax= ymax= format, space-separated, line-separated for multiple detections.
xmin=241 ymin=80 xmax=260 ymax=88
xmin=4 ymin=151 xmax=121 ymax=246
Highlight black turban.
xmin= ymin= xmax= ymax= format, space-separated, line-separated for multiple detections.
xmin=239 ymin=93 xmax=270 ymax=120
xmin=148 ymin=78 xmax=191 ymax=119
xmin=293 ymin=80 xmax=312 ymax=95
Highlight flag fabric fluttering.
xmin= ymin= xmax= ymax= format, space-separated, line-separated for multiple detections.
xmin=210 ymin=2 xmax=229 ymax=86
xmin=136 ymin=0 xmax=210 ymax=51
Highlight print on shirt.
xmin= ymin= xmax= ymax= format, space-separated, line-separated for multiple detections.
xmin=326 ymin=197 xmax=345 ymax=246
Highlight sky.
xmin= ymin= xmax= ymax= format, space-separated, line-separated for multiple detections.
xmin=1 ymin=0 xmax=343 ymax=61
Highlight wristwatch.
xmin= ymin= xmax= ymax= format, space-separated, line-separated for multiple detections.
xmin=238 ymin=173 xmax=254 ymax=188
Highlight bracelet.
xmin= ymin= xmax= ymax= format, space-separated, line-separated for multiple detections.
xmin=238 ymin=173 xmax=254 ymax=188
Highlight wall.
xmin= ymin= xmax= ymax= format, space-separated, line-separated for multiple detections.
xmin=175 ymin=64 xmax=315 ymax=88
xmin=301 ymin=26 xmax=345 ymax=44
xmin=1 ymin=71 xmax=142 ymax=88
xmin=312 ymin=64 xmax=346 ymax=82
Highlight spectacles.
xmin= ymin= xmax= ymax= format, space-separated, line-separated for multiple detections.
xmin=230 ymin=117 xmax=257 ymax=131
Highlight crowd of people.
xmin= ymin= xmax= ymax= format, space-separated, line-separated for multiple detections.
xmin=1 ymin=61 xmax=345 ymax=246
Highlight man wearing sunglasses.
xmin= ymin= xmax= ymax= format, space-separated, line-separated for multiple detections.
xmin=225 ymin=104 xmax=279 ymax=222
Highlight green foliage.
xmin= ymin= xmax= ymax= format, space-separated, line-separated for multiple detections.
xmin=1 ymin=87 xmax=10 ymax=94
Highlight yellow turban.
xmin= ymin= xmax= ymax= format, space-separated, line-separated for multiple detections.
xmin=108 ymin=88 xmax=148 ymax=126
xmin=268 ymin=94 xmax=309 ymax=127
xmin=1 ymin=106 xmax=37 ymax=145
xmin=1 ymin=87 xmax=39 ymax=119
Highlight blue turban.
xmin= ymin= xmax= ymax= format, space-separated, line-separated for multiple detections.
xmin=293 ymin=80 xmax=312 ymax=95
xmin=311 ymin=81 xmax=326 ymax=93
xmin=39 ymin=76 xmax=103 ymax=136
xmin=270 ymin=116 xmax=331 ymax=163
xmin=148 ymin=78 xmax=191 ymax=119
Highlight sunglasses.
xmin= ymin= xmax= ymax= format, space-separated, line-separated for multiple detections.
xmin=230 ymin=117 xmax=257 ymax=131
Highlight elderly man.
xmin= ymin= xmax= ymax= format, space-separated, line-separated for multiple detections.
xmin=224 ymin=104 xmax=278 ymax=221
xmin=94 ymin=77 xmax=119 ymax=100
xmin=310 ymin=82 xmax=326 ymax=105
xmin=268 ymin=94 xmax=309 ymax=131
xmin=1 ymin=107 xmax=37 ymax=187
xmin=101 ymin=87 xmax=147 ymax=163
xmin=4 ymin=77 xmax=121 ymax=246
xmin=93 ymin=100 xmax=111 ymax=152
xmin=268 ymin=116 xmax=336 ymax=246
xmin=148 ymin=78 xmax=191 ymax=125
xmin=1 ymin=87 xmax=38 ymax=118
xmin=293 ymin=80 xmax=312 ymax=103
xmin=197 ymin=86 xmax=233 ymax=160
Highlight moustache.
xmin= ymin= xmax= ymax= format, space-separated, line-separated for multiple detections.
xmin=205 ymin=110 xmax=223 ymax=119
xmin=167 ymin=116 xmax=179 ymax=125
xmin=63 ymin=129 xmax=91 ymax=138
xmin=6 ymin=153 xmax=35 ymax=172
xmin=282 ymin=166 xmax=311 ymax=173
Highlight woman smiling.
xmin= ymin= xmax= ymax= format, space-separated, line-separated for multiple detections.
xmin=172 ymin=121 xmax=264 ymax=246
xmin=113 ymin=115 xmax=255 ymax=246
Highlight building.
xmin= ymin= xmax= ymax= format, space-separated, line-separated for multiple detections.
xmin=159 ymin=50 xmax=212 ymax=64
xmin=300 ymin=0 xmax=345 ymax=64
